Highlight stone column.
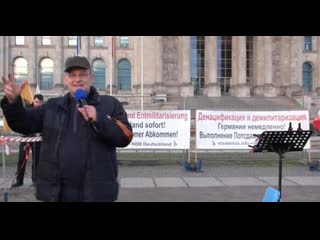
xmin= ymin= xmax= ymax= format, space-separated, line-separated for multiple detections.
xmin=296 ymin=36 xmax=304 ymax=93
xmin=253 ymin=36 xmax=265 ymax=96
xmin=106 ymin=36 xmax=116 ymax=94
xmin=316 ymin=37 xmax=320 ymax=95
xmin=0 ymin=37 xmax=3 ymax=79
xmin=280 ymin=36 xmax=290 ymax=95
xmin=29 ymin=36 xmax=36 ymax=86
xmin=0 ymin=36 xmax=8 ymax=89
xmin=80 ymin=36 xmax=89 ymax=58
xmin=179 ymin=36 xmax=193 ymax=97
xmin=204 ymin=36 xmax=220 ymax=97
xmin=134 ymin=36 xmax=154 ymax=96
xmin=142 ymin=36 xmax=156 ymax=96
xmin=132 ymin=36 xmax=142 ymax=95
xmin=287 ymin=36 xmax=303 ymax=96
xmin=55 ymin=36 xmax=65 ymax=89
xmin=34 ymin=36 xmax=39 ymax=87
xmin=230 ymin=36 xmax=250 ymax=97
xmin=4 ymin=36 xmax=8 ymax=76
xmin=263 ymin=36 xmax=278 ymax=97
xmin=0 ymin=37 xmax=5 ymax=80
xmin=161 ymin=36 xmax=180 ymax=96
xmin=7 ymin=36 xmax=11 ymax=75
xmin=152 ymin=36 xmax=166 ymax=94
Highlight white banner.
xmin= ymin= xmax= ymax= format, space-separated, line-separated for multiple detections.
xmin=126 ymin=110 xmax=191 ymax=149
xmin=196 ymin=110 xmax=310 ymax=149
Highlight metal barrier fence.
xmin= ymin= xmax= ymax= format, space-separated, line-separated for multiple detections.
xmin=0 ymin=94 xmax=317 ymax=166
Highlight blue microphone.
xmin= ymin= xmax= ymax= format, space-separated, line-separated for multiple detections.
xmin=74 ymin=89 xmax=98 ymax=132
xmin=74 ymin=89 xmax=88 ymax=107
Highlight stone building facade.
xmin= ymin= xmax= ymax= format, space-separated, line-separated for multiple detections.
xmin=0 ymin=36 xmax=319 ymax=100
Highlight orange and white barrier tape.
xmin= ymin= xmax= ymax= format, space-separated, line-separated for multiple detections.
xmin=0 ymin=136 xmax=42 ymax=143
xmin=0 ymin=136 xmax=42 ymax=156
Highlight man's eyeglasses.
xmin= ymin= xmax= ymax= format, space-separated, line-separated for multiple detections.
xmin=67 ymin=73 xmax=90 ymax=79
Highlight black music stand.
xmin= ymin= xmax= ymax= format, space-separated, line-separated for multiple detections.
xmin=252 ymin=130 xmax=312 ymax=200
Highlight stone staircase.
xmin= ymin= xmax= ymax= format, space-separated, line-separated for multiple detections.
xmin=292 ymin=95 xmax=320 ymax=119
xmin=114 ymin=95 xmax=179 ymax=110
xmin=178 ymin=96 xmax=305 ymax=111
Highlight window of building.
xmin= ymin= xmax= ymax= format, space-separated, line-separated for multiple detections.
xmin=15 ymin=36 xmax=25 ymax=45
xmin=68 ymin=36 xmax=77 ymax=46
xmin=304 ymin=36 xmax=312 ymax=51
xmin=190 ymin=36 xmax=205 ymax=95
xmin=14 ymin=57 xmax=28 ymax=84
xmin=217 ymin=36 xmax=232 ymax=95
xmin=42 ymin=36 xmax=52 ymax=45
xmin=92 ymin=59 xmax=106 ymax=90
xmin=40 ymin=58 xmax=54 ymax=90
xmin=303 ymin=62 xmax=312 ymax=92
xmin=246 ymin=36 xmax=253 ymax=87
xmin=95 ymin=36 xmax=104 ymax=47
xmin=120 ymin=36 xmax=129 ymax=48
xmin=117 ymin=59 xmax=131 ymax=91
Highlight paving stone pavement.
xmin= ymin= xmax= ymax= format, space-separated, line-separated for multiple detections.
xmin=1 ymin=162 xmax=320 ymax=202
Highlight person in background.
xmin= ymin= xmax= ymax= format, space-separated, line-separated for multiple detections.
xmin=11 ymin=94 xmax=44 ymax=188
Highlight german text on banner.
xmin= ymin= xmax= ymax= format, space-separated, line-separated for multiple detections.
xmin=126 ymin=110 xmax=191 ymax=149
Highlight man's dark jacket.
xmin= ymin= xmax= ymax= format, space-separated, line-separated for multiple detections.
xmin=1 ymin=87 xmax=132 ymax=202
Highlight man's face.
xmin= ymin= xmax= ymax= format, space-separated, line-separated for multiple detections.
xmin=63 ymin=68 xmax=93 ymax=97
xmin=33 ymin=98 xmax=43 ymax=108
